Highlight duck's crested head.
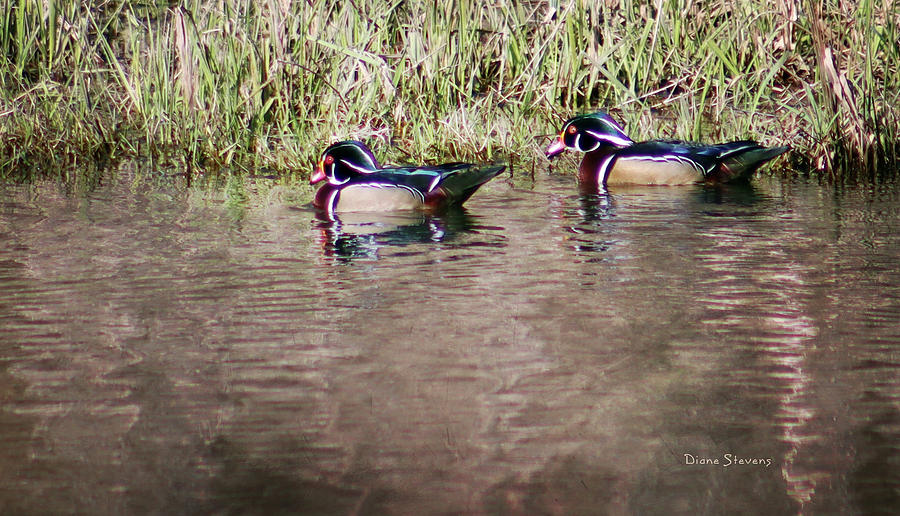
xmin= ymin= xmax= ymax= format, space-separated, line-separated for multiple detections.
xmin=546 ymin=111 xmax=634 ymax=158
xmin=311 ymin=140 xmax=380 ymax=185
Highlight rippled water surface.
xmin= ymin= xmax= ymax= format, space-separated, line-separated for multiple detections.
xmin=1 ymin=171 xmax=899 ymax=515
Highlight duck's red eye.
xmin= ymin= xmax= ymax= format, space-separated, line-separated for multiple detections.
xmin=324 ymin=155 xmax=334 ymax=165
xmin=567 ymin=125 xmax=577 ymax=134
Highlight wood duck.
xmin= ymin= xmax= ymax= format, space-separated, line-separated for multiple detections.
xmin=545 ymin=112 xmax=789 ymax=190
xmin=311 ymin=141 xmax=505 ymax=214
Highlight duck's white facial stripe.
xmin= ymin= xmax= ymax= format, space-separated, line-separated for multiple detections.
xmin=340 ymin=158 xmax=375 ymax=174
xmin=585 ymin=129 xmax=632 ymax=148
xmin=327 ymin=158 xmax=376 ymax=185
xmin=575 ymin=133 xmax=602 ymax=152
xmin=327 ymin=162 xmax=352 ymax=185
xmin=359 ymin=152 xmax=377 ymax=170
xmin=599 ymin=117 xmax=626 ymax=133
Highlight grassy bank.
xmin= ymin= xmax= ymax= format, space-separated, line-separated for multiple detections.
xmin=1 ymin=0 xmax=898 ymax=184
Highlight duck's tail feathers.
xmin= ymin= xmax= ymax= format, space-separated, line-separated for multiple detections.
xmin=715 ymin=143 xmax=790 ymax=183
xmin=437 ymin=165 xmax=506 ymax=207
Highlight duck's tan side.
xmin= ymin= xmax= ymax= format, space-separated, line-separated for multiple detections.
xmin=334 ymin=184 xmax=424 ymax=212
xmin=604 ymin=158 xmax=702 ymax=185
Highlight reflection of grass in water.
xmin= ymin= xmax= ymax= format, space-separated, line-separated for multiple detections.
xmin=1 ymin=1 xmax=897 ymax=182
xmin=224 ymin=173 xmax=248 ymax=220
xmin=180 ymin=170 xmax=314 ymax=222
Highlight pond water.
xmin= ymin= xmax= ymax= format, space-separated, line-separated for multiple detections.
xmin=1 ymin=169 xmax=899 ymax=515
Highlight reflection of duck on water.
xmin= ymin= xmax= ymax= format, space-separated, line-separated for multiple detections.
xmin=314 ymin=208 xmax=477 ymax=261
xmin=564 ymin=181 xmax=769 ymax=259
xmin=575 ymin=192 xmax=616 ymax=224
xmin=564 ymin=193 xmax=617 ymax=257
xmin=572 ymin=179 xmax=766 ymax=225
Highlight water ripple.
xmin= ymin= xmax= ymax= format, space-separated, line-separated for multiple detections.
xmin=1 ymin=177 xmax=899 ymax=513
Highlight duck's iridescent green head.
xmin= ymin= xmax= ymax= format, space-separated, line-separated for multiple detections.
xmin=546 ymin=112 xmax=634 ymax=158
xmin=311 ymin=141 xmax=380 ymax=185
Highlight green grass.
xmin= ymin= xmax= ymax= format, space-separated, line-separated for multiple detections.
xmin=1 ymin=0 xmax=898 ymax=184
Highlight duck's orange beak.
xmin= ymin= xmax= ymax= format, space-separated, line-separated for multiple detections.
xmin=310 ymin=161 xmax=326 ymax=184
xmin=545 ymin=135 xmax=567 ymax=159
